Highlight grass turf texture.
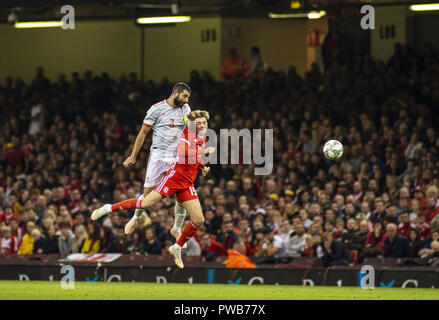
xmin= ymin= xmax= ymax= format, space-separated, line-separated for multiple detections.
xmin=0 ymin=281 xmax=438 ymax=300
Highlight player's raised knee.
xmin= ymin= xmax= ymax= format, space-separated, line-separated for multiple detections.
xmin=193 ymin=216 xmax=205 ymax=227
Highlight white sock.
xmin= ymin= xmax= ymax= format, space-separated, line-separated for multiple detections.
xmin=173 ymin=202 xmax=187 ymax=233
xmin=134 ymin=194 xmax=145 ymax=220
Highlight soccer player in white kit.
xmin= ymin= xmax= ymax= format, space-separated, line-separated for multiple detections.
xmin=92 ymin=82 xmax=192 ymax=242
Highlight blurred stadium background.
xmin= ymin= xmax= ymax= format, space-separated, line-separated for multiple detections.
xmin=1 ymin=0 xmax=439 ymax=296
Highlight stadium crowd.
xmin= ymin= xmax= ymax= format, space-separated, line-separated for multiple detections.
xmin=1 ymin=41 xmax=439 ymax=268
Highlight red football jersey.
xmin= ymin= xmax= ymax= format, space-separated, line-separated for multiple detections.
xmin=172 ymin=128 xmax=206 ymax=184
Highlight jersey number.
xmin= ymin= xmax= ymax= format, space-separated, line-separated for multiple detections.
xmin=189 ymin=186 xmax=197 ymax=196
xmin=170 ymin=119 xmax=175 ymax=127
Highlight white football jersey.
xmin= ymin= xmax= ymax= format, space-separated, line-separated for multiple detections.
xmin=143 ymin=99 xmax=191 ymax=158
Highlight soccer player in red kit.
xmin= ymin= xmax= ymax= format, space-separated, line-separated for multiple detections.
xmin=92 ymin=110 xmax=214 ymax=268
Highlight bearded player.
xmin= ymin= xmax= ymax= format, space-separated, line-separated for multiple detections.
xmin=91 ymin=82 xmax=192 ymax=243
xmin=92 ymin=110 xmax=214 ymax=268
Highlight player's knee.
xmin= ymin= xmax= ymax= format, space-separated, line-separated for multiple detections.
xmin=193 ymin=216 xmax=205 ymax=227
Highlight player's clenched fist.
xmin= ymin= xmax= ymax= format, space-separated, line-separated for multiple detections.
xmin=123 ymin=155 xmax=136 ymax=168
xmin=201 ymin=167 xmax=210 ymax=176
xmin=186 ymin=112 xmax=196 ymax=121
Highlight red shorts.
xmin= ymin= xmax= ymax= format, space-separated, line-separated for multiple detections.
xmin=153 ymin=169 xmax=198 ymax=203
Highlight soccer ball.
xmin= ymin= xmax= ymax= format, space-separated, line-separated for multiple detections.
xmin=323 ymin=140 xmax=344 ymax=160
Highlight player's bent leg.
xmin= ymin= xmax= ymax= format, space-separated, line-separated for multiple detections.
xmin=133 ymin=186 xmax=154 ymax=220
xmin=169 ymin=199 xmax=204 ymax=269
xmin=92 ymin=197 xmax=143 ymax=221
xmin=170 ymin=202 xmax=187 ymax=248
xmin=92 ymin=187 xmax=157 ymax=222
xmin=179 ymin=199 xmax=205 ymax=227
xmin=140 ymin=191 xmax=163 ymax=208
xmin=125 ymin=191 xmax=164 ymax=235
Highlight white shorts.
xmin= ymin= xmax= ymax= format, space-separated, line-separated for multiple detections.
xmin=144 ymin=150 xmax=175 ymax=188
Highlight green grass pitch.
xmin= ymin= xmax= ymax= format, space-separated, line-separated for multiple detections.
xmin=0 ymin=281 xmax=438 ymax=300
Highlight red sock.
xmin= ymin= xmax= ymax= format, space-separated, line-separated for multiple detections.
xmin=111 ymin=198 xmax=139 ymax=211
xmin=177 ymin=221 xmax=200 ymax=247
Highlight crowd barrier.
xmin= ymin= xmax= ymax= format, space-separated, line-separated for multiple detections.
xmin=0 ymin=254 xmax=438 ymax=288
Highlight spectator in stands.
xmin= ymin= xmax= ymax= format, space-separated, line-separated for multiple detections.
xmin=99 ymin=225 xmax=118 ymax=253
xmin=9 ymin=218 xmax=24 ymax=244
xmin=298 ymin=129 xmax=319 ymax=156
xmin=0 ymin=225 xmax=18 ymax=254
xmin=355 ymin=220 xmax=370 ymax=251
xmin=425 ymin=241 xmax=439 ymax=267
xmin=200 ymin=230 xmax=225 ymax=261
xmin=302 ymin=234 xmax=314 ymax=257
xmin=343 ymin=202 xmax=357 ymax=223
xmin=254 ymin=228 xmax=287 ymax=263
xmin=418 ymin=230 xmax=439 ymax=257
xmin=141 ymin=226 xmax=162 ymax=255
xmin=247 ymin=46 xmax=266 ymax=79
xmin=341 ymin=218 xmax=358 ymax=250
xmin=216 ymin=220 xmax=238 ymax=252
xmin=183 ymin=236 xmax=202 ymax=257
xmin=309 ymin=220 xmax=323 ymax=236
xmin=71 ymin=224 xmax=87 ymax=253
xmin=80 ymin=222 xmax=101 ymax=254
xmin=415 ymin=213 xmax=431 ymax=240
xmin=32 ymin=228 xmax=45 ymax=254
xmin=397 ymin=211 xmax=415 ymax=239
xmin=285 ymin=222 xmax=306 ymax=258
xmin=383 ymin=223 xmax=407 ymax=258
xmin=41 ymin=217 xmax=55 ymax=238
xmin=236 ymin=218 xmax=252 ymax=243
xmin=424 ymin=197 xmax=439 ymax=224
xmin=406 ymin=228 xmax=423 ymax=258
xmin=58 ymin=221 xmax=74 ymax=255
xmin=384 ymin=206 xmax=398 ymax=226
xmin=42 ymin=224 xmax=59 ymax=254
xmin=266 ymin=209 xmax=281 ymax=232
xmin=324 ymin=219 xmax=336 ymax=235
xmin=148 ymin=211 xmax=165 ymax=240
xmin=370 ymin=199 xmax=387 ymax=223
xmin=359 ymin=221 xmax=387 ymax=263
xmin=321 ymin=232 xmax=353 ymax=267
xmin=17 ymin=221 xmax=35 ymax=255
xmin=35 ymin=195 xmax=47 ymax=217
xmin=224 ymin=240 xmax=255 ymax=269
xmin=299 ymin=209 xmax=312 ymax=229
xmin=220 ymin=47 xmax=247 ymax=80
xmin=431 ymin=214 xmax=439 ymax=234
xmin=0 ymin=205 xmax=17 ymax=224
xmin=277 ymin=218 xmax=293 ymax=241
xmin=332 ymin=218 xmax=346 ymax=240
xmin=113 ymin=226 xmax=129 ymax=254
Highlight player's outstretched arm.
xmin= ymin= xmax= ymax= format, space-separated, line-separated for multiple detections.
xmin=123 ymin=124 xmax=151 ymax=168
